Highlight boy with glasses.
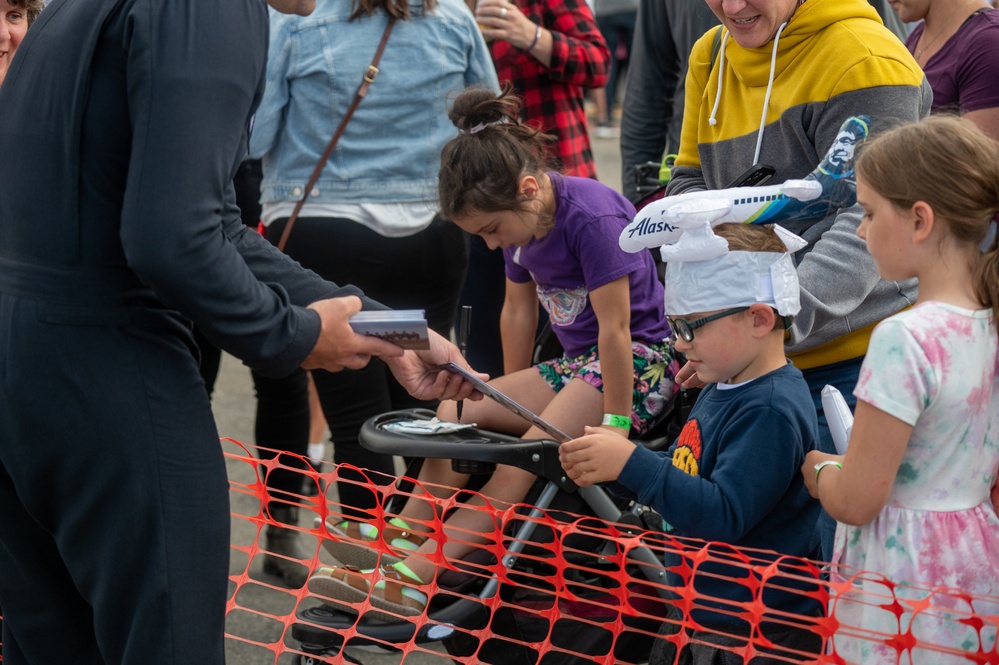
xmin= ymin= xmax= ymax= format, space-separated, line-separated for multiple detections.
xmin=559 ymin=222 xmax=823 ymax=663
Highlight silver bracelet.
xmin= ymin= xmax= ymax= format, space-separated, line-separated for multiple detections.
xmin=524 ymin=23 xmax=541 ymax=52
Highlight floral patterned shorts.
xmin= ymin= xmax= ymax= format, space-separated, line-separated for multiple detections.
xmin=535 ymin=341 xmax=680 ymax=436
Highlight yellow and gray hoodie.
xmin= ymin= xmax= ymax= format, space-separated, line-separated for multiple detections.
xmin=667 ymin=0 xmax=932 ymax=369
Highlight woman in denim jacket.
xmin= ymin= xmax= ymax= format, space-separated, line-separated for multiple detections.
xmin=247 ymin=0 xmax=499 ymax=587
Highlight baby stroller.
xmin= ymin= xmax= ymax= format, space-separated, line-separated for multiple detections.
xmin=289 ymin=403 xmax=691 ymax=664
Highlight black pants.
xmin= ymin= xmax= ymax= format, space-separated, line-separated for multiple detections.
xmin=455 ymin=234 xmax=506 ymax=378
xmin=456 ymin=234 xmax=555 ymax=377
xmin=0 ymin=300 xmax=229 ymax=664
xmin=595 ymin=9 xmax=636 ymax=112
xmin=256 ymin=215 xmax=468 ymax=518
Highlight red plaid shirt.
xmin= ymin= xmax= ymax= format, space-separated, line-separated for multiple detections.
xmin=489 ymin=0 xmax=610 ymax=178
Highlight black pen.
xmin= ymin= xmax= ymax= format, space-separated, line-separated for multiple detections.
xmin=456 ymin=305 xmax=472 ymax=422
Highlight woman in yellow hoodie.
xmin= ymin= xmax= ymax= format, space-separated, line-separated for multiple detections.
xmin=667 ymin=0 xmax=932 ymax=563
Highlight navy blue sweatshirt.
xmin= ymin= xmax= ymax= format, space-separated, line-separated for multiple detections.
xmin=619 ymin=363 xmax=822 ymax=626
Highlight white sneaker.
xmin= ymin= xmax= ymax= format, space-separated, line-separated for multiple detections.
xmin=594 ymin=123 xmax=619 ymax=139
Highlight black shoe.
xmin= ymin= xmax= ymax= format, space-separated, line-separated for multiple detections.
xmin=262 ymin=505 xmax=311 ymax=589
xmin=301 ymin=459 xmax=323 ymax=497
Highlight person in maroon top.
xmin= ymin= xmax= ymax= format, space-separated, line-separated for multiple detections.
xmin=897 ymin=0 xmax=999 ymax=141
xmin=475 ymin=0 xmax=610 ymax=178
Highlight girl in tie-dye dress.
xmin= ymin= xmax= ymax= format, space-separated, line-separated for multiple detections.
xmin=802 ymin=116 xmax=999 ymax=664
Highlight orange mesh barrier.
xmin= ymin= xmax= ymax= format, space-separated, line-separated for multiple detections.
xmin=1 ymin=440 xmax=997 ymax=664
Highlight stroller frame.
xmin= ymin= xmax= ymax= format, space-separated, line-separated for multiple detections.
xmin=290 ymin=407 xmax=674 ymax=664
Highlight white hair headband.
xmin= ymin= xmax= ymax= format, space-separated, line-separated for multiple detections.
xmin=467 ymin=118 xmax=507 ymax=135
xmin=660 ymin=219 xmax=805 ymax=317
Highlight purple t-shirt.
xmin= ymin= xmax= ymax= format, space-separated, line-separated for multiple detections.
xmin=906 ymin=9 xmax=999 ymax=114
xmin=503 ymin=174 xmax=669 ymax=358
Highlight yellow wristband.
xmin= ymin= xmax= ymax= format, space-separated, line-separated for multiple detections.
xmin=814 ymin=460 xmax=842 ymax=485
xmin=601 ymin=413 xmax=631 ymax=430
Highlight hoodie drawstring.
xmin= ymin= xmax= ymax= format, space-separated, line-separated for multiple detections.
xmin=707 ymin=29 xmax=727 ymax=127
xmin=707 ymin=21 xmax=790 ymax=168
xmin=753 ymin=21 xmax=789 ymax=165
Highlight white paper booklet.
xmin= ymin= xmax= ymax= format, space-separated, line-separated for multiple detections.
xmin=348 ymin=309 xmax=429 ymax=350
xmin=821 ymin=384 xmax=854 ymax=455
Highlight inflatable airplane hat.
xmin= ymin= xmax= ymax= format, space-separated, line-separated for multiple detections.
xmin=662 ymin=220 xmax=807 ymax=317
xmin=620 ymin=116 xmax=871 ymax=253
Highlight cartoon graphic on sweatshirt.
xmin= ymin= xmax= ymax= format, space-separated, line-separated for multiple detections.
xmin=672 ymin=419 xmax=702 ymax=476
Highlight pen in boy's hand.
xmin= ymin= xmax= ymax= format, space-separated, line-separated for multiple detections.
xmin=456 ymin=305 xmax=472 ymax=421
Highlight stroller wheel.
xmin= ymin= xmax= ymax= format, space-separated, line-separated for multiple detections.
xmin=293 ymin=656 xmax=321 ymax=665
xmin=293 ymin=648 xmax=361 ymax=665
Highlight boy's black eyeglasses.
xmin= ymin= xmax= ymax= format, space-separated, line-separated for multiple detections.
xmin=667 ymin=307 xmax=750 ymax=343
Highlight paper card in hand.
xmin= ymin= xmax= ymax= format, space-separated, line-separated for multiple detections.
xmin=436 ymin=362 xmax=571 ymax=442
xmin=348 ymin=309 xmax=429 ymax=349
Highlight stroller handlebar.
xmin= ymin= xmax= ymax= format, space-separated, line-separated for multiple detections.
xmin=359 ymin=409 xmax=578 ymax=493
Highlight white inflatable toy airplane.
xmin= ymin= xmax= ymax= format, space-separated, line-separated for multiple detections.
xmin=620 ymin=116 xmax=871 ymax=253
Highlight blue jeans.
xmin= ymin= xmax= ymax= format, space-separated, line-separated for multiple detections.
xmin=801 ymin=356 xmax=863 ymax=564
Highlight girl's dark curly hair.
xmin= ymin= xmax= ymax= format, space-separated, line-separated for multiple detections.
xmin=438 ymin=84 xmax=556 ymax=227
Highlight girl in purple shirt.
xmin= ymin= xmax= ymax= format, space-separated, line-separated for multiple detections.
xmin=307 ymin=86 xmax=678 ymax=619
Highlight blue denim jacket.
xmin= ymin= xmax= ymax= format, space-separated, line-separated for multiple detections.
xmin=249 ymin=0 xmax=499 ymax=206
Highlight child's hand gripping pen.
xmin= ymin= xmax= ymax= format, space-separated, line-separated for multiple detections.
xmin=456 ymin=305 xmax=472 ymax=421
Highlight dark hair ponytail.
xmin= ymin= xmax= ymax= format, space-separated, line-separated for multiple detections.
xmin=438 ymin=84 xmax=555 ymax=224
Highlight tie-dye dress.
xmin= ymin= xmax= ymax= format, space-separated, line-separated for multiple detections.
xmin=829 ymin=302 xmax=999 ymax=664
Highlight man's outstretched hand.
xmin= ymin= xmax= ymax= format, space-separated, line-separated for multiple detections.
xmin=301 ymin=297 xmax=404 ymax=372
xmin=302 ymin=297 xmax=486 ymax=402
xmin=383 ymin=329 xmax=487 ymax=402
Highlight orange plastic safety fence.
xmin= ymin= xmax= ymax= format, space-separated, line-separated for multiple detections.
xmin=221 ymin=440 xmax=999 ymax=665
xmin=1 ymin=440 xmax=997 ymax=665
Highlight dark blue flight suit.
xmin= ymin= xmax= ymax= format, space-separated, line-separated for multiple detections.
xmin=0 ymin=0 xmax=381 ymax=662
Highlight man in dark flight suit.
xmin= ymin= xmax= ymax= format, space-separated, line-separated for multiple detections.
xmin=0 ymin=0 xmax=479 ymax=663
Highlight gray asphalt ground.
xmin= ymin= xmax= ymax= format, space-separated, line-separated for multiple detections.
xmin=217 ymin=131 xmax=623 ymax=665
